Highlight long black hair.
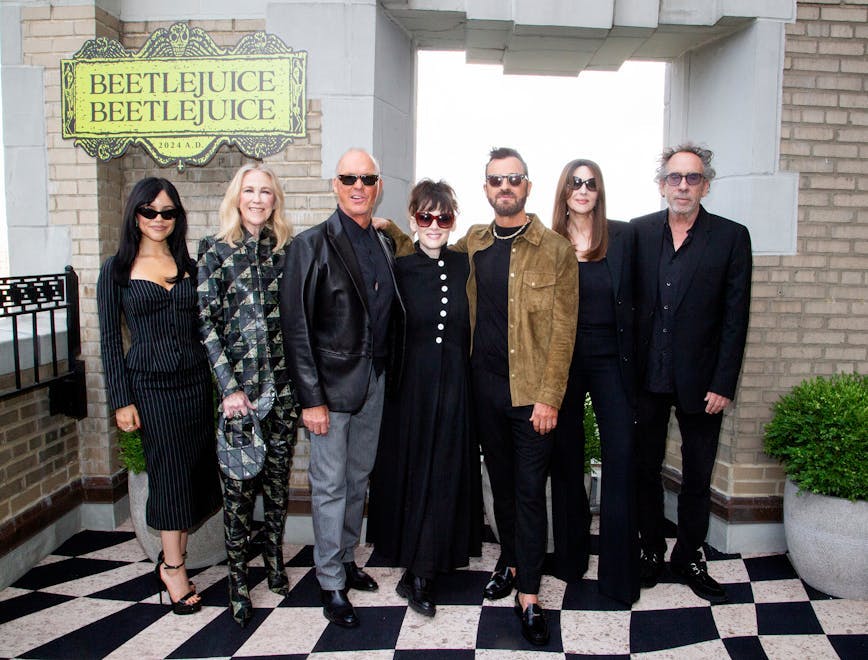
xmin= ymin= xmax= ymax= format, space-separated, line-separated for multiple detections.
xmin=111 ymin=177 xmax=194 ymax=286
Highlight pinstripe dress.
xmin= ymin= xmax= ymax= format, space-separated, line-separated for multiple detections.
xmin=98 ymin=257 xmax=221 ymax=530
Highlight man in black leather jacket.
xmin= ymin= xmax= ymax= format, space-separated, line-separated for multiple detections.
xmin=280 ymin=148 xmax=404 ymax=629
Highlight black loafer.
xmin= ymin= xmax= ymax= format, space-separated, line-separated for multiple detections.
xmin=483 ymin=566 xmax=516 ymax=600
xmin=343 ymin=561 xmax=379 ymax=592
xmin=640 ymin=549 xmax=663 ymax=588
xmin=671 ymin=560 xmax=728 ymax=604
xmin=396 ymin=570 xmax=436 ymax=617
xmin=321 ymin=588 xmax=359 ymax=628
xmin=514 ymin=595 xmax=549 ymax=646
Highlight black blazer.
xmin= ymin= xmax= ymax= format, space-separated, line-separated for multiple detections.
xmin=602 ymin=220 xmax=638 ymax=406
xmin=280 ymin=210 xmax=405 ymax=413
xmin=631 ymin=206 xmax=752 ymax=414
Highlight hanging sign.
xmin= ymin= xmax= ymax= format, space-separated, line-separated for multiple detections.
xmin=61 ymin=23 xmax=307 ymax=170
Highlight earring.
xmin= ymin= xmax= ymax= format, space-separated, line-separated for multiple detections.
xmin=135 ymin=219 xmax=139 ymax=228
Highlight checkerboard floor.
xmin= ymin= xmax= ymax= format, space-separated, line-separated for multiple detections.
xmin=1 ymin=517 xmax=865 ymax=659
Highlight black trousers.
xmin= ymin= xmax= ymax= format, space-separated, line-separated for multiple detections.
xmin=636 ymin=390 xmax=723 ymax=566
xmin=550 ymin=340 xmax=640 ymax=604
xmin=473 ymin=368 xmax=552 ymax=595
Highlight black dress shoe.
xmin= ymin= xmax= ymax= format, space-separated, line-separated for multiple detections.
xmin=671 ymin=560 xmax=728 ymax=604
xmin=320 ymin=589 xmax=359 ymax=628
xmin=343 ymin=561 xmax=379 ymax=591
xmin=396 ymin=570 xmax=436 ymax=617
xmin=483 ymin=566 xmax=516 ymax=600
xmin=513 ymin=595 xmax=549 ymax=646
xmin=640 ymin=549 xmax=663 ymax=588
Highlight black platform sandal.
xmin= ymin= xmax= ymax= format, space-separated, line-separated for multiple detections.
xmin=154 ymin=556 xmax=202 ymax=615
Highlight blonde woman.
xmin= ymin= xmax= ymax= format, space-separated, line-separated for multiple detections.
xmin=197 ymin=163 xmax=299 ymax=627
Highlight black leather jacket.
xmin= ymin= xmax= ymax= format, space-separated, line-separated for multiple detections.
xmin=280 ymin=210 xmax=405 ymax=413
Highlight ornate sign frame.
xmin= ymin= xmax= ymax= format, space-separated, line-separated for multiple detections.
xmin=61 ymin=23 xmax=307 ymax=170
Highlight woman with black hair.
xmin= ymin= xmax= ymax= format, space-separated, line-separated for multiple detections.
xmin=366 ymin=179 xmax=482 ymax=618
xmin=97 ymin=177 xmax=220 ymax=615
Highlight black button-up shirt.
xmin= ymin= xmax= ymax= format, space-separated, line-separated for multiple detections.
xmin=645 ymin=220 xmax=695 ymax=393
xmin=338 ymin=208 xmax=395 ymax=364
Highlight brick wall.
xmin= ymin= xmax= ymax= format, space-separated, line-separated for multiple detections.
xmin=681 ymin=0 xmax=868 ymax=504
xmin=0 ymin=388 xmax=79 ymax=538
xmin=10 ymin=7 xmax=333 ymax=535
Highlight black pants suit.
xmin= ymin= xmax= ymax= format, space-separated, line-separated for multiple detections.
xmin=550 ymin=222 xmax=640 ymax=605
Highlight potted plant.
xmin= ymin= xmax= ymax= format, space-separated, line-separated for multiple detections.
xmin=120 ymin=429 xmax=226 ymax=569
xmin=763 ymin=373 xmax=867 ymax=600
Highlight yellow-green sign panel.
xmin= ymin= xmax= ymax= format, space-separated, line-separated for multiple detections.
xmin=61 ymin=23 xmax=306 ymax=170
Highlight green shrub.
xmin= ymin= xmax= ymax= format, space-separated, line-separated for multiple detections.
xmin=118 ymin=429 xmax=146 ymax=474
xmin=764 ymin=373 xmax=868 ymax=501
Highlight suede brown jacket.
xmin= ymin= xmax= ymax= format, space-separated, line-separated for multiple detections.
xmin=385 ymin=213 xmax=577 ymax=409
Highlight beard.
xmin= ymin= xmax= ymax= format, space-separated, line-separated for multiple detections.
xmin=489 ymin=190 xmax=527 ymax=217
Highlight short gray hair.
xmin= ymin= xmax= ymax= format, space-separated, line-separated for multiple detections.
xmin=655 ymin=143 xmax=716 ymax=182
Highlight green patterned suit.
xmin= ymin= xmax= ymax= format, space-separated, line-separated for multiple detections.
xmin=198 ymin=226 xmax=299 ymax=626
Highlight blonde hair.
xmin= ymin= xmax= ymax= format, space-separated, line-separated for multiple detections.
xmin=216 ymin=163 xmax=292 ymax=250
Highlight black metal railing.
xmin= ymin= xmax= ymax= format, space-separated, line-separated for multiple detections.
xmin=0 ymin=266 xmax=87 ymax=419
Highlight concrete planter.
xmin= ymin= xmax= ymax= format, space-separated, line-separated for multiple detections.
xmin=481 ymin=459 xmax=594 ymax=553
xmin=128 ymin=470 xmax=227 ymax=569
xmin=784 ymin=478 xmax=868 ymax=600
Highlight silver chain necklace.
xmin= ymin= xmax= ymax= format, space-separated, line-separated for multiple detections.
xmin=492 ymin=221 xmax=529 ymax=240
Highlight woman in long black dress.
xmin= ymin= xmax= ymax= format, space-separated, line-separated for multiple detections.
xmin=367 ymin=179 xmax=482 ymax=617
xmin=549 ymin=159 xmax=640 ymax=605
xmin=98 ymin=177 xmax=221 ymax=615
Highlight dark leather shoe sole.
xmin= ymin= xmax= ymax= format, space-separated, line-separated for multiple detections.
xmin=640 ymin=570 xmax=661 ymax=589
xmin=396 ymin=582 xmax=436 ymax=617
xmin=347 ymin=578 xmax=379 ymax=592
xmin=671 ymin=565 xmax=728 ymax=604
xmin=323 ymin=606 xmax=360 ymax=628
xmin=640 ymin=558 xmax=663 ymax=588
xmin=483 ymin=570 xmax=516 ymax=600
xmin=513 ymin=602 xmax=550 ymax=646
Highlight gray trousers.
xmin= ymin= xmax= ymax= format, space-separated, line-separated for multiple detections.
xmin=308 ymin=369 xmax=384 ymax=590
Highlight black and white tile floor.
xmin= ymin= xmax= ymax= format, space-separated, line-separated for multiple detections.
xmin=0 ymin=517 xmax=865 ymax=659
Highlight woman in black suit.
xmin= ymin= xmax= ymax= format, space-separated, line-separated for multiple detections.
xmin=97 ymin=177 xmax=221 ymax=615
xmin=549 ymin=159 xmax=640 ymax=605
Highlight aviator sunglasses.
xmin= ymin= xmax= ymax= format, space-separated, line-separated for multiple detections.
xmin=569 ymin=176 xmax=597 ymax=191
xmin=337 ymin=174 xmax=380 ymax=186
xmin=486 ymin=173 xmax=528 ymax=187
xmin=664 ymin=172 xmax=704 ymax=186
xmin=414 ymin=211 xmax=455 ymax=229
xmin=136 ymin=206 xmax=179 ymax=220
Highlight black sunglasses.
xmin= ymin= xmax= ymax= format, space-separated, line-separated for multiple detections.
xmin=136 ymin=206 xmax=179 ymax=220
xmin=337 ymin=174 xmax=380 ymax=186
xmin=486 ymin=173 xmax=528 ymax=187
xmin=569 ymin=176 xmax=597 ymax=192
xmin=414 ymin=211 xmax=455 ymax=229
xmin=664 ymin=172 xmax=704 ymax=186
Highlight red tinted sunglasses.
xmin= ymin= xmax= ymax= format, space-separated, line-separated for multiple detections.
xmin=414 ymin=211 xmax=455 ymax=229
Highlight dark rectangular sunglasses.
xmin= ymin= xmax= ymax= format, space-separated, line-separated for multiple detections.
xmin=414 ymin=211 xmax=455 ymax=229
xmin=337 ymin=174 xmax=380 ymax=186
xmin=136 ymin=207 xmax=179 ymax=220
xmin=569 ymin=176 xmax=597 ymax=191
xmin=486 ymin=173 xmax=527 ymax=187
